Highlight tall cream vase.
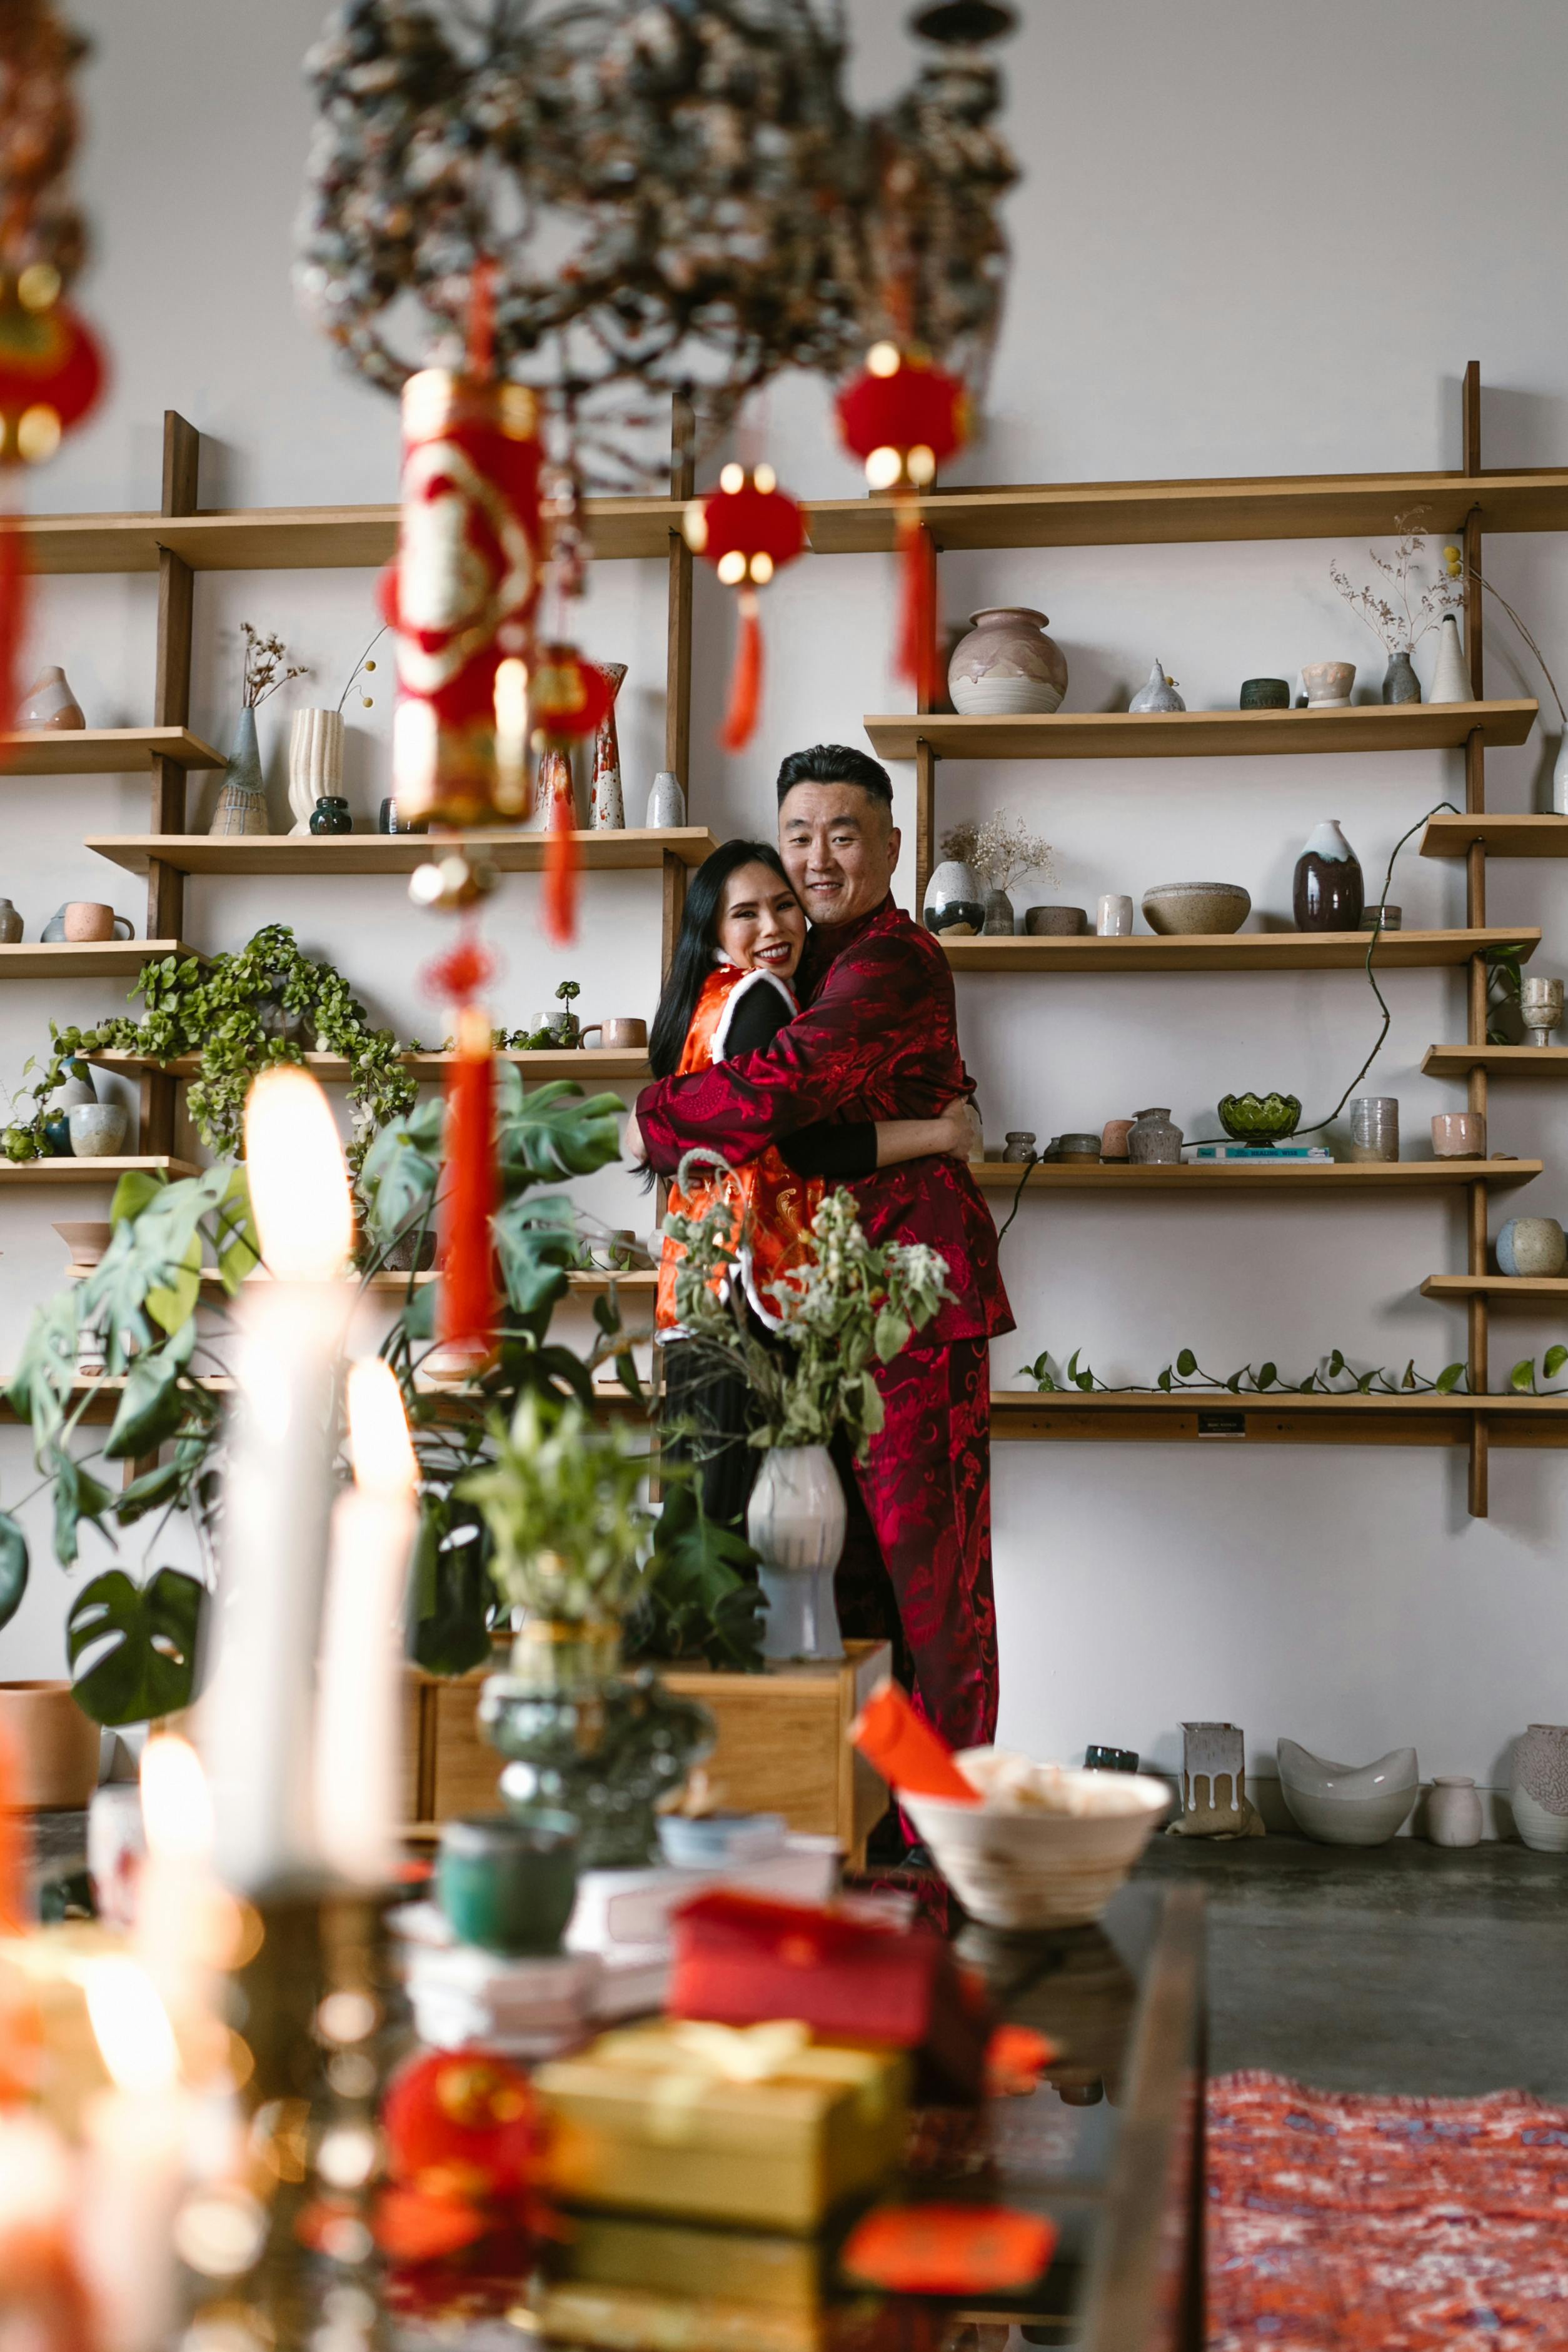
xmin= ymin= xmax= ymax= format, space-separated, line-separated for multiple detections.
xmin=288 ymin=708 xmax=346 ymax=833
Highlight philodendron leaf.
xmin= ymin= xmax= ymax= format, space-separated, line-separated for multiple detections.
xmin=146 ymin=1230 xmax=202 ymax=1337
xmin=66 ymin=1565 xmax=204 ymax=1726
xmin=0 ymin=1514 xmax=27 ymax=1632
xmin=1176 ymin=1348 xmax=1197 ymax=1377
xmin=1436 ymin=1362 xmax=1465 ymax=1393
xmin=1510 ymin=1357 xmax=1537 ymax=1393
xmin=1546 ymin=1344 xmax=1568 ymax=1380
xmin=1328 ymin=1349 xmax=1345 ymax=1378
xmin=1157 ymin=1366 xmax=1172 ymax=1392
xmin=53 ymin=1454 xmax=114 ymax=1567
xmin=103 ymin=1344 xmax=189 ymax=1460
xmin=1257 ymin=1362 xmax=1277 ymax=1389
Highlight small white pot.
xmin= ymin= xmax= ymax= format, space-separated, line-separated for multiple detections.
xmin=746 ymin=1445 xmax=847 ymax=1664
xmin=68 ymin=1103 xmax=129 ymax=1158
xmin=1426 ymin=1776 xmax=1483 ymax=1847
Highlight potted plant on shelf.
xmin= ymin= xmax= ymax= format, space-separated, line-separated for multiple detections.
xmin=662 ymin=1165 xmax=953 ymax=1663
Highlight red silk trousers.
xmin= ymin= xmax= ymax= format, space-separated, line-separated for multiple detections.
xmin=833 ymin=1339 xmax=998 ymax=1752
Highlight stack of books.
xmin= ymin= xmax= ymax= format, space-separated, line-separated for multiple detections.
xmin=1190 ymin=1142 xmax=1335 ymax=1163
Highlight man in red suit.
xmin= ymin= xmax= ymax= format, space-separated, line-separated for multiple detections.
xmin=630 ymin=743 xmax=1013 ymax=1755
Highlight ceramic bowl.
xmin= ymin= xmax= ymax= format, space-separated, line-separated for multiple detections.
xmin=1053 ymin=1133 xmax=1102 ymax=1162
xmin=1218 ymin=1091 xmax=1302 ymax=1144
xmin=904 ymin=1754 xmax=1170 ymax=1929
xmin=52 ymin=1220 xmax=113 ymax=1266
xmin=68 ymin=1103 xmax=128 ymax=1158
xmin=1277 ymin=1738 xmax=1418 ymax=1845
xmin=1239 ymin=678 xmax=1290 ymax=710
xmin=1140 ymin=882 xmax=1252 ymax=937
xmin=657 ymin=1811 xmax=788 ymax=1869
xmin=1301 ymin=661 xmax=1356 ymax=706
xmin=1023 ymin=905 xmax=1087 ymax=937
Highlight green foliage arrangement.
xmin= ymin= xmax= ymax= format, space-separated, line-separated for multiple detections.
xmin=461 ymin=1392 xmax=652 ymax=1623
xmin=3 ymin=925 xmax=416 ymax=1165
xmin=665 ymin=1165 xmax=953 ymax=1456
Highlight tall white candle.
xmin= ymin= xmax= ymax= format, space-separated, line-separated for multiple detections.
xmin=136 ymin=1734 xmax=216 ymax=2044
xmin=201 ymin=1068 xmax=355 ymax=1893
xmin=76 ymin=1959 xmax=188 ymax=2352
xmin=314 ymin=1357 xmax=418 ymax=1884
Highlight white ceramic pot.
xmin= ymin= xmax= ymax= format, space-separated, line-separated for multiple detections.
xmin=1277 ymin=1738 xmax=1418 ymax=1844
xmin=1128 ymin=659 xmax=1184 ymax=713
xmin=1510 ymin=1723 xmax=1568 ymax=1851
xmin=746 ymin=1444 xmax=847 ymax=1665
xmin=1495 ymin=1217 xmax=1567 ymax=1278
xmin=288 ymin=707 xmax=345 ymax=834
xmin=1425 ymin=1776 xmax=1483 ymax=1847
xmin=1428 ymin=613 xmax=1471 ymax=703
xmin=948 ymin=607 xmax=1068 ymax=716
xmin=68 ymin=1103 xmax=129 ymax=1158
xmin=905 ymin=1757 xmax=1170 ymax=1929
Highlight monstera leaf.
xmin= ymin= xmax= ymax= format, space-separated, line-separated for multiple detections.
xmin=406 ymin=1497 xmax=495 ymax=1676
xmin=498 ymin=1080 xmax=625 ymax=1187
xmin=66 ymin=1567 xmax=204 ymax=1726
xmin=0 ymin=1514 xmax=27 ymax=1633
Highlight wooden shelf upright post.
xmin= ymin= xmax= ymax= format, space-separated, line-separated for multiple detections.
xmin=912 ymin=520 xmax=938 ymax=916
xmin=143 ymin=412 xmax=198 ymax=1157
xmin=661 ymin=396 xmax=696 ymax=982
xmin=1462 ymin=361 xmax=1490 ymax=1516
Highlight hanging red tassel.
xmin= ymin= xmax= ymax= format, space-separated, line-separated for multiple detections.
xmin=541 ymin=751 xmax=578 ymax=947
xmin=895 ymin=500 xmax=940 ymax=705
xmin=530 ymin=646 xmax=611 ymax=948
xmin=720 ymin=586 xmax=763 ymax=751
xmin=424 ymin=937 xmax=499 ymax=1364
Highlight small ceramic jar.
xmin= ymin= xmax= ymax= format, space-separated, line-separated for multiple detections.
xmin=1239 ymin=678 xmax=1290 ymax=710
xmin=1055 ymin=1133 xmax=1102 ymax=1163
xmin=1432 ymin=1110 xmax=1485 ymax=1159
xmin=1100 ymin=1118 xmax=1135 ymax=1160
xmin=68 ymin=1103 xmax=129 ymax=1158
xmin=1127 ymin=1106 xmax=1183 ymax=1164
xmin=309 ymin=795 xmax=353 ymax=835
xmin=1003 ymin=1130 xmax=1037 ymax=1162
xmin=1096 ymin=893 xmax=1134 ymax=936
xmin=923 ymin=860 xmax=985 ymax=937
xmin=1426 ymin=1776 xmax=1482 ymax=1848
xmin=1495 ymin=1216 xmax=1567 ymax=1277
xmin=982 ymin=887 xmax=1015 ymax=936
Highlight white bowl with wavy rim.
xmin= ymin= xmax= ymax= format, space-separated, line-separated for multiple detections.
xmin=1277 ymin=1739 xmax=1417 ymax=1845
xmin=904 ymin=1754 xmax=1171 ymax=1929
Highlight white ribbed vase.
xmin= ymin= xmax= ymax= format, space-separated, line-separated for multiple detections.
xmin=746 ymin=1445 xmax=846 ymax=1665
xmin=288 ymin=707 xmax=345 ymax=834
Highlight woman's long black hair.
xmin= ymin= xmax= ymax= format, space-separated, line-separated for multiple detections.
xmin=648 ymin=839 xmax=799 ymax=1078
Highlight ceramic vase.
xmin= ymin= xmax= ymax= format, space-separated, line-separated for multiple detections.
xmin=1293 ymin=819 xmax=1364 ymax=930
xmin=209 ymin=705 xmax=271 ymax=836
xmin=1495 ymin=1216 xmax=1567 ymax=1277
xmin=747 ymin=1444 xmax=847 ymax=1664
xmin=982 ymin=886 xmax=1015 ymax=935
xmin=288 ymin=707 xmax=345 ymax=835
xmin=1510 ymin=1723 xmax=1568 ymax=1851
xmin=18 ymin=666 xmax=84 ymax=729
xmin=948 ymin=607 xmax=1068 ymax=716
xmin=0 ymin=899 xmax=22 ymax=942
xmin=923 ymin=858 xmax=985 ymax=937
xmin=1171 ymin=1721 xmax=1264 ymax=1838
xmin=1127 ymin=1105 xmax=1182 ymax=1163
xmin=69 ymin=1103 xmax=129 ymax=1158
xmin=1520 ymin=977 xmax=1563 ymax=1047
xmin=1382 ymin=650 xmax=1420 ymax=704
xmin=309 ymin=795 xmax=353 ymax=835
xmin=590 ymin=662 xmax=627 ymax=830
xmin=1128 ymin=660 xmax=1185 ymax=713
xmin=1427 ymin=1776 xmax=1482 ymax=1847
xmin=646 ymin=770 xmax=686 ymax=828
xmin=1429 ymin=613 xmax=1472 ymax=703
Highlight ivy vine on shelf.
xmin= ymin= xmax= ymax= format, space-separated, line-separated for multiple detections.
xmin=1020 ymin=1344 xmax=1568 ymax=1397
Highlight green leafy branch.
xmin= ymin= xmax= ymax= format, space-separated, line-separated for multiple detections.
xmin=1020 ymin=1344 xmax=1473 ymax=1396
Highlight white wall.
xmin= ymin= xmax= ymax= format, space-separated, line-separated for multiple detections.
xmin=3 ymin=0 xmax=1567 ymax=1806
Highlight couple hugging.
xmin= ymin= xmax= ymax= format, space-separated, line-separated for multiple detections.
xmin=626 ymin=742 xmax=1014 ymax=1754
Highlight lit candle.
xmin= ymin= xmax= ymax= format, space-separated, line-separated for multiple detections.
xmin=76 ymin=1958 xmax=188 ymax=2352
xmin=200 ymin=1068 xmax=355 ymax=1892
xmin=135 ymin=1733 xmax=216 ymax=2043
xmin=314 ymin=1357 xmax=418 ymax=1884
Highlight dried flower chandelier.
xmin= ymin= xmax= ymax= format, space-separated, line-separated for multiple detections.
xmin=296 ymin=0 xmax=1017 ymax=491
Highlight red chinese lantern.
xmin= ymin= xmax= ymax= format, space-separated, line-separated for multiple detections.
xmin=837 ymin=344 xmax=968 ymax=705
xmin=529 ymin=642 xmax=613 ymax=945
xmin=0 ymin=281 xmax=107 ymax=734
xmin=683 ymin=463 xmax=807 ymax=749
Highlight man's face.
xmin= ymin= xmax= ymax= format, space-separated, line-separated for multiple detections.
xmin=778 ymin=781 xmax=901 ymax=929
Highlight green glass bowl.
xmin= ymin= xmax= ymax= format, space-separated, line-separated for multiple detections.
xmin=1218 ymin=1091 xmax=1302 ymax=1144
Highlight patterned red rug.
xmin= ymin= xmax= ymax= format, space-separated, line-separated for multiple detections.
xmin=1208 ymin=2071 xmax=1568 ymax=2350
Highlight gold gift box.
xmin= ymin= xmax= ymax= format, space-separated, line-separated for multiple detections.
xmin=536 ymin=2019 xmax=909 ymax=2233
xmin=561 ymin=2211 xmax=830 ymax=2314
xmin=538 ymin=2281 xmax=890 ymax=2352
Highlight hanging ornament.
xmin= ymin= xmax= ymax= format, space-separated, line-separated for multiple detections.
xmin=682 ymin=462 xmax=807 ymax=750
xmin=837 ymin=344 xmax=968 ymax=705
xmin=528 ymin=645 xmax=612 ymax=946
xmin=421 ymin=935 xmax=500 ymax=1366
xmin=382 ymin=367 xmax=544 ymax=830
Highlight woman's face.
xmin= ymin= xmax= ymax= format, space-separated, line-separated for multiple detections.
xmin=716 ymin=860 xmax=807 ymax=978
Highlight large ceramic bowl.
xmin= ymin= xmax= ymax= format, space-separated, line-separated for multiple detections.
xmin=904 ymin=1752 xmax=1171 ymax=1929
xmin=1140 ymin=882 xmax=1251 ymax=937
xmin=1277 ymin=1739 xmax=1417 ymax=1845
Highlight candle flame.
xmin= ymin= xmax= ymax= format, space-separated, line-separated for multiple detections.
xmin=83 ymin=1958 xmax=179 ymax=2094
xmin=346 ymin=1357 xmax=418 ymax=1502
xmin=139 ymin=1735 xmax=213 ymax=1866
xmin=243 ymin=1067 xmax=353 ymax=1282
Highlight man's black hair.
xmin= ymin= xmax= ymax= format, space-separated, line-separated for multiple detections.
xmin=775 ymin=743 xmax=894 ymax=812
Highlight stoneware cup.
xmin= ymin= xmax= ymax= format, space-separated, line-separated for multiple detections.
xmin=63 ymin=903 xmax=132 ymax=943
xmin=1431 ymin=1110 xmax=1485 ymax=1159
xmin=1096 ymin=893 xmax=1134 ymax=936
xmin=1023 ymin=905 xmax=1088 ymax=936
xmin=580 ymin=1018 xmax=648 ymax=1051
xmin=436 ymin=1809 xmax=580 ymax=1955
xmin=1300 ymin=661 xmax=1356 ymax=707
xmin=1100 ymin=1118 xmax=1135 ymax=1160
xmin=68 ymin=1103 xmax=129 ymax=1158
xmin=1239 ymin=677 xmax=1290 ymax=710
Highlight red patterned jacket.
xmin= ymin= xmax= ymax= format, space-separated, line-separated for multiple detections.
xmin=634 ymin=895 xmax=1013 ymax=1348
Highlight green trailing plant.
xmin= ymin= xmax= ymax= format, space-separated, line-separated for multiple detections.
xmin=1487 ymin=943 xmax=1527 ymax=1045
xmin=1019 ymin=1344 xmax=1472 ymax=1396
xmin=1505 ymin=1346 xmax=1568 ymax=1394
xmin=664 ymin=1163 xmax=954 ymax=1456
xmin=3 ymin=925 xmax=417 ymax=1166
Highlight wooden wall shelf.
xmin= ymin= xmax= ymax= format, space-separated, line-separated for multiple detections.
xmin=866 ymin=701 xmax=1535 ymax=763
xmin=943 ymin=928 xmax=1536 ymax=975
xmin=68 ymin=1264 xmax=657 ymax=1298
xmin=972 ymin=1158 xmax=1540 ymax=1196
xmin=1424 ymin=1045 xmax=1568 ymax=1080
xmin=0 ymin=728 xmax=223 ymax=774
xmin=1422 ymin=1274 xmax=1568 ymax=1309
xmin=990 ymin=1387 xmax=1568 ymax=1447
xmin=18 ymin=501 xmax=679 ymax=573
xmin=0 ymin=940 xmax=193 ymax=979
xmin=88 ymin=1047 xmax=651 ymax=1082
xmin=0 ymin=1155 xmax=199 ymax=1184
xmin=1422 ymin=814 xmax=1568 ymax=858
xmin=86 ymin=827 xmax=719 ymax=879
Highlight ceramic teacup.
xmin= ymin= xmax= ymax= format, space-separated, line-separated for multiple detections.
xmin=1432 ymin=1110 xmax=1485 ymax=1159
xmin=1239 ymin=677 xmax=1290 ymax=710
xmin=580 ymin=1018 xmax=648 ymax=1050
xmin=1100 ymin=1118 xmax=1135 ymax=1160
xmin=1096 ymin=893 xmax=1134 ymax=937
xmin=63 ymin=902 xmax=132 ymax=943
xmin=1300 ymin=662 xmax=1356 ymax=708
xmin=436 ymin=1810 xmax=579 ymax=1956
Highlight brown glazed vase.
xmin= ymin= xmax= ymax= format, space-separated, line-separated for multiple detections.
xmin=1292 ymin=820 xmax=1364 ymax=930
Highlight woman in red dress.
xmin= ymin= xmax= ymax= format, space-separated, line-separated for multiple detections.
xmin=648 ymin=838 xmax=972 ymax=1525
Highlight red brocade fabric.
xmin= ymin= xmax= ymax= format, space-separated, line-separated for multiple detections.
xmin=635 ymin=897 xmax=1013 ymax=1351
xmin=1208 ymin=2071 xmax=1568 ymax=2351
